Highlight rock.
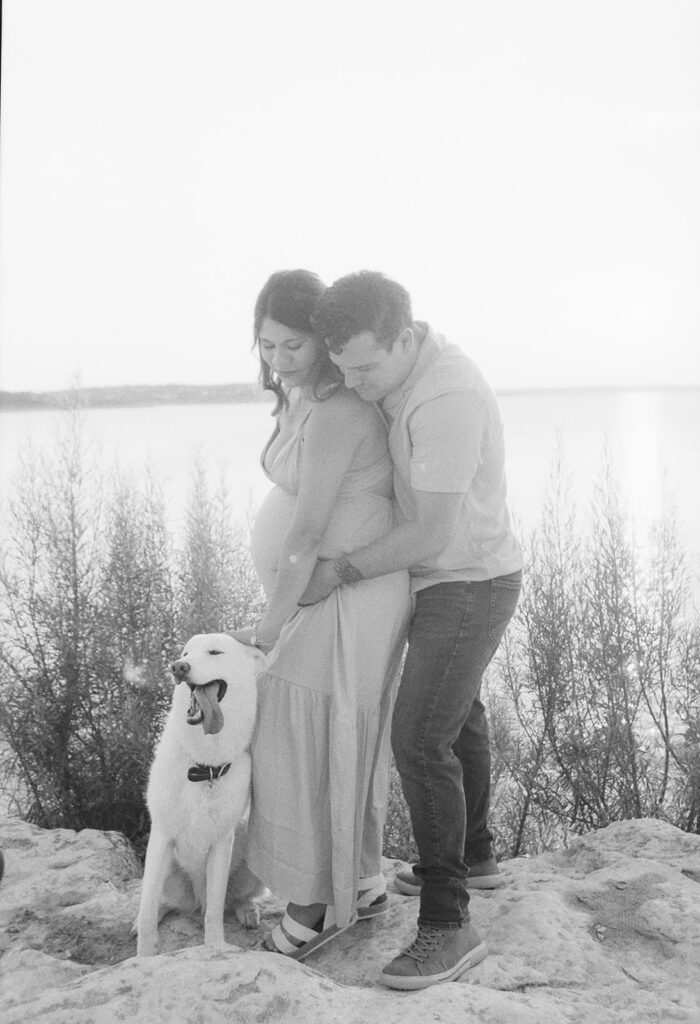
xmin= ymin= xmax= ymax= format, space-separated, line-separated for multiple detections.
xmin=0 ymin=815 xmax=699 ymax=1023
xmin=0 ymin=816 xmax=142 ymax=966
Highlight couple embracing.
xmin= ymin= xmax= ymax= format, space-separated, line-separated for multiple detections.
xmin=237 ymin=269 xmax=522 ymax=990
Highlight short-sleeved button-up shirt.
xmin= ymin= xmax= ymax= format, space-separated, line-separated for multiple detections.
xmin=380 ymin=323 xmax=522 ymax=591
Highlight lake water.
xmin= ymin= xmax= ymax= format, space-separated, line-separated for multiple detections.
xmin=1 ymin=390 xmax=699 ymax=587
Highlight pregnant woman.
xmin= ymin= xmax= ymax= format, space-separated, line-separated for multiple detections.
xmin=241 ymin=269 xmax=410 ymax=960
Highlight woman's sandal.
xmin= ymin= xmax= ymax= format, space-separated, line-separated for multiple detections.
xmin=356 ymin=873 xmax=389 ymax=920
xmin=265 ymin=906 xmax=357 ymax=961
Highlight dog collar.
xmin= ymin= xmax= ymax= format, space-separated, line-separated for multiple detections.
xmin=187 ymin=762 xmax=232 ymax=783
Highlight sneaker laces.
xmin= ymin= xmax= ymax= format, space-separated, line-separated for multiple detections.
xmin=401 ymin=926 xmax=443 ymax=963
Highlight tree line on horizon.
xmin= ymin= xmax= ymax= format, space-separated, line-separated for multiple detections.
xmin=1 ymin=381 xmax=697 ymax=412
xmin=0 ymin=382 xmax=267 ymax=411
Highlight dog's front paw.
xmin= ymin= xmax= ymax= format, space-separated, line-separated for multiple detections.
xmin=233 ymin=900 xmax=261 ymax=929
xmin=136 ymin=936 xmax=159 ymax=957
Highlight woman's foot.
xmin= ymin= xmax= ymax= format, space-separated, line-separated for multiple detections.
xmin=265 ymin=903 xmax=356 ymax=961
xmin=286 ymin=901 xmax=326 ymax=930
xmin=357 ymin=874 xmax=388 ymax=919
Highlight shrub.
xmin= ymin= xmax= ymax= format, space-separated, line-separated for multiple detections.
xmin=490 ymin=449 xmax=700 ymax=855
xmin=0 ymin=412 xmax=264 ymax=854
xmin=382 ymin=760 xmax=417 ymax=862
xmin=175 ymin=463 xmax=265 ymax=640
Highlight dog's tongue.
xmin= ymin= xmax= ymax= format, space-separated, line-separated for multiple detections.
xmin=195 ymin=682 xmax=224 ymax=735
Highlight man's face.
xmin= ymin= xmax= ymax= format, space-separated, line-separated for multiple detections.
xmin=328 ymin=330 xmax=414 ymax=402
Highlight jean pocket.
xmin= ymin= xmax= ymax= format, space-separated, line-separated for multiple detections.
xmin=492 ymin=570 xmax=523 ymax=591
xmin=487 ymin=574 xmax=521 ymax=646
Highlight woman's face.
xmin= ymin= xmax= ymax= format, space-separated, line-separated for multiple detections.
xmin=258 ymin=316 xmax=320 ymax=390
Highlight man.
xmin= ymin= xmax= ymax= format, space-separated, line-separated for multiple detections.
xmin=302 ymin=271 xmax=522 ymax=990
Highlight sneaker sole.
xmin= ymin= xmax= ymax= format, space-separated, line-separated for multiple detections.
xmin=394 ymin=875 xmax=508 ymax=896
xmin=380 ymin=940 xmax=488 ymax=990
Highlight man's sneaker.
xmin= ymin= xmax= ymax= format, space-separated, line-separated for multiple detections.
xmin=380 ymin=922 xmax=488 ymax=990
xmin=394 ymin=867 xmax=422 ymax=895
xmin=394 ymin=855 xmax=506 ymax=895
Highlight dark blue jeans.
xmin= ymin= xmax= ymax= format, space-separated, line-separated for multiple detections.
xmin=391 ymin=572 xmax=522 ymax=928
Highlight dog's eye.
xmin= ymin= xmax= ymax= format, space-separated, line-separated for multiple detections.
xmin=208 ymin=649 xmax=223 ymax=656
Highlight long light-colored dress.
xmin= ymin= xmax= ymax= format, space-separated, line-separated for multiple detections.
xmin=248 ymin=394 xmax=410 ymax=928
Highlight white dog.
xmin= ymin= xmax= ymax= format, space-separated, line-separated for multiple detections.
xmin=136 ymin=632 xmax=265 ymax=956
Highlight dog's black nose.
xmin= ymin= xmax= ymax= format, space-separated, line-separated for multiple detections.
xmin=171 ymin=659 xmax=190 ymax=680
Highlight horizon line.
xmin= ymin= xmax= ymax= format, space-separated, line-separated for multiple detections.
xmin=1 ymin=381 xmax=699 ymax=399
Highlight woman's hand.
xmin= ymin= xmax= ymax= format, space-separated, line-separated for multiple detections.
xmin=298 ymin=559 xmax=341 ymax=605
xmin=229 ymin=624 xmax=278 ymax=654
xmin=228 ymin=625 xmax=257 ymax=646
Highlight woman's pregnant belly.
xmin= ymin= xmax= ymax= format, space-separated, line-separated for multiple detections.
xmin=251 ymin=485 xmax=394 ymax=597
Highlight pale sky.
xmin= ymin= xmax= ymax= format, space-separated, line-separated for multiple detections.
xmin=1 ymin=0 xmax=698 ymax=393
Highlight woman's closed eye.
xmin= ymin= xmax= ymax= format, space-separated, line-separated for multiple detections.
xmin=261 ymin=342 xmax=303 ymax=353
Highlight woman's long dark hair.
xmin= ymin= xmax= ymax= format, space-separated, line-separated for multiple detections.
xmin=254 ymin=270 xmax=344 ymax=471
xmin=253 ymin=269 xmax=343 ymax=416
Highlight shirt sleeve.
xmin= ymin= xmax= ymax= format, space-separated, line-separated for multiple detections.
xmin=407 ymin=390 xmax=486 ymax=493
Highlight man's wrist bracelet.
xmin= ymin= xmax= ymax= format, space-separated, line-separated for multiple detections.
xmin=334 ymin=556 xmax=364 ymax=586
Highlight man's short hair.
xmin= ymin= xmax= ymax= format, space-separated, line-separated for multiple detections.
xmin=312 ymin=271 xmax=413 ymax=352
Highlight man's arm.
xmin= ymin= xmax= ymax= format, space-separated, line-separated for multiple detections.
xmin=299 ymin=489 xmax=465 ymax=604
xmin=300 ymin=388 xmax=486 ymax=605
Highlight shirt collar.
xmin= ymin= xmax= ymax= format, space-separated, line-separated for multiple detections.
xmin=381 ymin=322 xmax=442 ymax=418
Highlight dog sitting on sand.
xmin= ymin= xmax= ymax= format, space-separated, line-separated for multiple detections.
xmin=136 ymin=633 xmax=265 ymax=956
